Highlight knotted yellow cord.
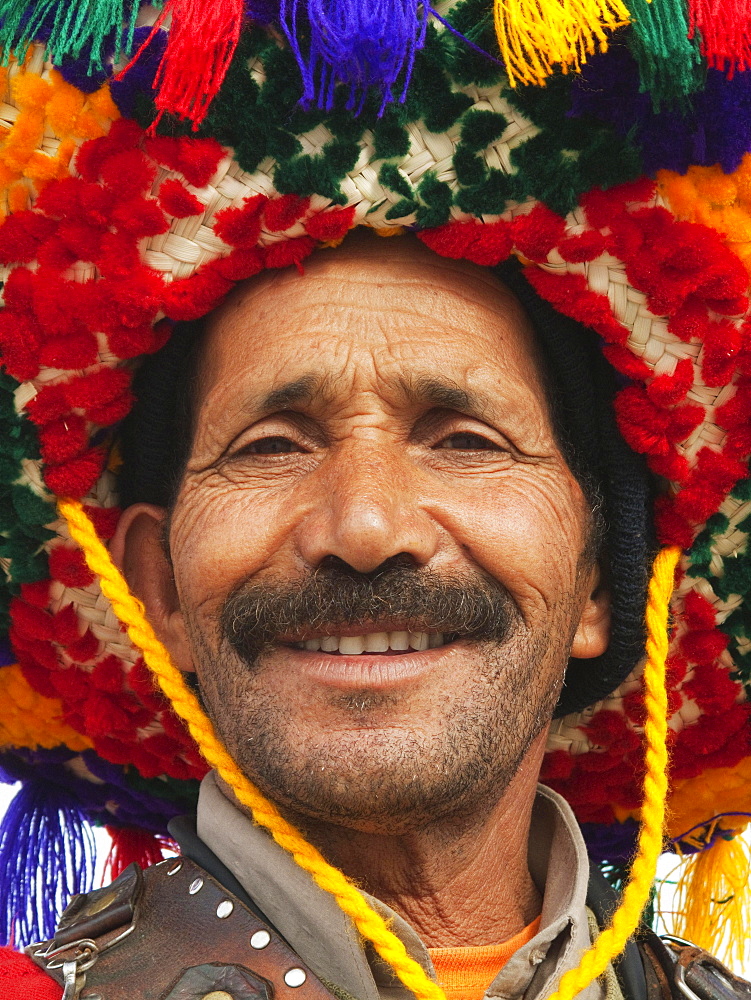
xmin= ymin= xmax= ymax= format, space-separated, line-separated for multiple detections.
xmin=546 ymin=543 xmax=681 ymax=1000
xmin=58 ymin=496 xmax=679 ymax=1000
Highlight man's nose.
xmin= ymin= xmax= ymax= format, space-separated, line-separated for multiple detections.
xmin=294 ymin=445 xmax=439 ymax=574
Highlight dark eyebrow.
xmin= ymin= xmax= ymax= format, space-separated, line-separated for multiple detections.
xmin=396 ymin=375 xmax=488 ymax=417
xmin=260 ymin=374 xmax=322 ymax=412
xmin=256 ymin=373 xmax=490 ymax=419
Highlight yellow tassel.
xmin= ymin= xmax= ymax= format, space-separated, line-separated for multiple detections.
xmin=494 ymin=0 xmax=632 ymax=87
xmin=673 ymin=831 xmax=751 ymax=970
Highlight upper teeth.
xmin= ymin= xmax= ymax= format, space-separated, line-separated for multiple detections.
xmin=294 ymin=631 xmax=445 ymax=653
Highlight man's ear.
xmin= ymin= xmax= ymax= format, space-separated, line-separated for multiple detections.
xmin=110 ymin=503 xmax=195 ymax=674
xmin=570 ymin=563 xmax=611 ymax=659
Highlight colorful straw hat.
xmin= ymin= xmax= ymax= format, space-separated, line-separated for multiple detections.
xmin=0 ymin=0 xmax=750 ymax=975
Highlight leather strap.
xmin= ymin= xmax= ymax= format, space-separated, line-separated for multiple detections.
xmin=27 ymin=857 xmax=344 ymax=1000
xmin=635 ymin=932 xmax=751 ymax=1000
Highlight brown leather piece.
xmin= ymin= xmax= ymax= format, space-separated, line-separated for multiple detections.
xmin=636 ymin=935 xmax=676 ymax=1000
xmin=677 ymin=946 xmax=751 ymax=1000
xmin=27 ymin=857 xmax=346 ymax=1000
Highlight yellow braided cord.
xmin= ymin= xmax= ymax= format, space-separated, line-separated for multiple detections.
xmin=58 ymin=498 xmax=446 ymax=1000
xmin=59 ymin=496 xmax=680 ymax=1000
xmin=546 ymin=544 xmax=681 ymax=1000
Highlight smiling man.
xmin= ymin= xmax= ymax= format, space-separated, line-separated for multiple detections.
xmin=5 ymin=1 xmax=751 ymax=997
xmin=96 ymin=231 xmax=619 ymax=996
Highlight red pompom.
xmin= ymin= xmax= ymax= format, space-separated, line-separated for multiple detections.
xmin=647 ymin=358 xmax=694 ymax=406
xmin=38 ymin=413 xmax=89 ymax=464
xmin=702 ymin=319 xmax=743 ymax=387
xmin=91 ymin=655 xmax=125 ymax=694
xmin=214 ymin=194 xmax=266 ymax=248
xmin=0 ymin=211 xmax=58 ymax=264
xmin=683 ymin=589 xmax=719 ymax=629
xmin=144 ymin=134 xmax=225 ymax=188
xmin=43 ymin=446 xmax=106 ymax=498
xmin=602 ymin=344 xmax=652 ymax=382
xmin=52 ymin=603 xmax=82 ymax=645
xmin=36 ymin=236 xmax=79 ymax=271
xmin=158 ymin=178 xmax=204 ymax=218
xmin=94 ymin=270 xmax=164 ymax=331
xmin=83 ymin=504 xmax=121 ymax=539
xmin=509 ymin=205 xmax=567 ymax=261
xmin=49 ymin=544 xmax=95 ymax=587
xmin=557 ymin=230 xmax=608 ymax=263
xmin=107 ymin=324 xmax=162 ymax=360
xmin=674 ymin=447 xmax=747 ymax=523
xmin=100 ymin=149 xmax=157 ymax=198
xmin=211 ymin=247 xmax=264 ymax=280
xmin=263 ymin=235 xmax=314 ymax=272
xmin=540 ymin=749 xmax=575 ymax=780
xmin=19 ymin=579 xmax=51 ymax=607
xmin=95 ymin=232 xmax=141 ymax=280
xmin=111 ymin=198 xmax=168 ymax=239
xmin=654 ymin=495 xmax=694 ymax=548
xmin=668 ymin=297 xmax=710 ymax=342
xmin=419 ymin=219 xmax=514 ymax=266
xmin=25 ymin=383 xmax=71 ymax=426
xmin=263 ymin=194 xmax=310 ymax=233
xmin=57 ymin=220 xmax=103 ymax=261
xmin=162 ymin=266 xmax=233 ymax=320
xmin=64 ymin=366 xmax=132 ymax=414
xmin=67 ymin=628 xmax=100 ymax=663
xmin=39 ymin=331 xmax=99 ymax=371
xmin=305 ymin=206 xmax=356 ymax=242
xmin=10 ymin=599 xmax=56 ymax=641
xmin=680 ymin=628 xmax=728 ymax=664
xmin=524 ymin=267 xmax=628 ymax=344
xmin=648 ymin=451 xmax=690 ymax=481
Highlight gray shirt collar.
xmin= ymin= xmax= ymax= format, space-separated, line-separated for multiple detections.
xmin=196 ymin=773 xmax=604 ymax=1000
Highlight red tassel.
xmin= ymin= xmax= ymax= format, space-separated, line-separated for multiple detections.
xmin=688 ymin=0 xmax=751 ymax=76
xmin=127 ymin=0 xmax=245 ymax=130
xmin=103 ymin=827 xmax=177 ymax=882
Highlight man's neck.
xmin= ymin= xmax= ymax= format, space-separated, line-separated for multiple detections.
xmin=221 ymin=733 xmax=546 ymax=949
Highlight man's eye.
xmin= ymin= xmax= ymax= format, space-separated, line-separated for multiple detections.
xmin=435 ymin=432 xmax=499 ymax=450
xmin=246 ymin=436 xmax=302 ymax=454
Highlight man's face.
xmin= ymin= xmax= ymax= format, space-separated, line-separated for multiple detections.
xmin=124 ymin=234 xmax=609 ymax=834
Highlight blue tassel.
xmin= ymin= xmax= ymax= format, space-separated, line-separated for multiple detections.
xmin=0 ymin=780 xmax=96 ymax=947
xmin=278 ymin=0 xmax=428 ymax=113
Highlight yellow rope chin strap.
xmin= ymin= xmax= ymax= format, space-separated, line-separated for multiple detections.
xmin=58 ymin=496 xmax=680 ymax=1000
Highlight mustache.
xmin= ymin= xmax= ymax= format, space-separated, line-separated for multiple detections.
xmin=219 ymin=556 xmax=519 ymax=662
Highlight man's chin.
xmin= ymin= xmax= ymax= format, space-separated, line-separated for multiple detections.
xmin=224 ymin=725 xmax=520 ymax=835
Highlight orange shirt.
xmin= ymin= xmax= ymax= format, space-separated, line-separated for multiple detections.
xmin=428 ymin=917 xmax=542 ymax=1000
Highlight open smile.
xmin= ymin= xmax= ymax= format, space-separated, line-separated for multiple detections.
xmin=276 ymin=627 xmax=462 ymax=689
xmin=290 ymin=630 xmax=450 ymax=654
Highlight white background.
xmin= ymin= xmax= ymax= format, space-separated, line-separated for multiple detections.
xmin=1 ymin=782 xmax=749 ymax=977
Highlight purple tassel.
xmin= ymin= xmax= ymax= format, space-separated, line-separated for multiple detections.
xmin=0 ymin=780 xmax=96 ymax=947
xmin=279 ymin=0 xmax=428 ymax=112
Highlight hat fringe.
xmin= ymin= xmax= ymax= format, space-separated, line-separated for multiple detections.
xmin=492 ymin=0 xmax=631 ymax=87
xmin=672 ymin=830 xmax=751 ymax=967
xmin=0 ymin=778 xmax=96 ymax=947
xmin=0 ymin=0 xmax=139 ymax=71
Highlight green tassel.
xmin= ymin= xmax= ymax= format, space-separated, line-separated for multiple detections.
xmin=626 ymin=0 xmax=704 ymax=110
xmin=0 ymin=0 xmax=141 ymax=70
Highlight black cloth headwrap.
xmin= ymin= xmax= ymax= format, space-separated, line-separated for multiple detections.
xmin=495 ymin=258 xmax=656 ymax=716
xmin=119 ymin=260 xmax=656 ymax=717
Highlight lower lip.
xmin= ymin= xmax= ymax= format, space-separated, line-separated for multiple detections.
xmin=277 ymin=642 xmax=459 ymax=689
